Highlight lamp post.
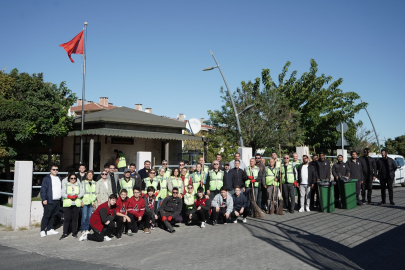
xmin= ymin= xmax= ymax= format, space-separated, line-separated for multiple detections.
xmin=361 ymin=99 xmax=381 ymax=153
xmin=203 ymin=51 xmax=245 ymax=147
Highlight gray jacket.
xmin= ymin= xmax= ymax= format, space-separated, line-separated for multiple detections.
xmin=96 ymin=179 xmax=113 ymax=205
xmin=62 ymin=181 xmax=84 ymax=200
xmin=211 ymin=193 xmax=234 ymax=214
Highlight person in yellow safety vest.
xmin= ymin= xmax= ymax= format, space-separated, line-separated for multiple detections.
xmin=205 ymin=161 xmax=225 ymax=200
xmin=290 ymin=152 xmax=301 ymax=180
xmin=168 ymin=168 xmax=184 ymax=198
xmin=156 ymin=167 xmax=168 ymax=207
xmin=245 ymin=158 xmax=263 ymax=213
xmin=180 ymin=167 xmax=190 ymax=195
xmin=161 ymin=160 xmax=172 ymax=178
xmin=114 ymin=149 xmax=127 ymax=175
xmin=142 ymin=169 xmax=160 ymax=198
xmin=178 ymin=161 xmax=190 ymax=178
xmin=262 ymin=159 xmax=280 ymax=214
xmin=280 ymin=154 xmax=298 ymax=214
xmin=191 ymin=163 xmax=205 ymax=194
xmin=60 ymin=173 xmax=84 ymax=240
xmin=81 ymin=170 xmax=97 ymax=234
xmin=271 ymin=152 xmax=282 ymax=168
xmin=198 ymin=157 xmax=210 ymax=180
xmin=118 ymin=169 xmax=136 ymax=198
xmin=184 ymin=184 xmax=196 ymax=224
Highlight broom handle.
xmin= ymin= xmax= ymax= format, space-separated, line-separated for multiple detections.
xmin=279 ymin=144 xmax=283 ymax=196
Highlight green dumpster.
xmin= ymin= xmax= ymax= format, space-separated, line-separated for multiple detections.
xmin=337 ymin=178 xmax=358 ymax=209
xmin=317 ymin=180 xmax=336 ymax=213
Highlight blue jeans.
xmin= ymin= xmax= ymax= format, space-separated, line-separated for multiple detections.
xmin=81 ymin=204 xmax=93 ymax=231
xmin=157 ymin=198 xmax=164 ymax=209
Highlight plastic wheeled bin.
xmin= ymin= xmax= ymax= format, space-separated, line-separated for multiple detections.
xmin=337 ymin=178 xmax=358 ymax=209
xmin=317 ymin=180 xmax=336 ymax=213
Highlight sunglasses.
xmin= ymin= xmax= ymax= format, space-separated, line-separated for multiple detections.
xmin=101 ymin=173 xmax=107 ymax=175
xmin=213 ymin=163 xmax=219 ymax=165
xmin=188 ymin=187 xmax=193 ymax=189
xmin=172 ymin=192 xmax=178 ymax=194
xmin=179 ymin=164 xmax=184 ymax=166
xmin=69 ymin=177 xmax=76 ymax=180
xmin=150 ymin=172 xmax=156 ymax=174
xmin=51 ymin=169 xmax=58 ymax=171
xmin=162 ymin=163 xmax=167 ymax=165
xmin=283 ymin=158 xmax=289 ymax=159
xmin=255 ymin=157 xmax=261 ymax=159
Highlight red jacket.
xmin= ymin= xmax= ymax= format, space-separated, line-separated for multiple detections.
xmin=194 ymin=196 xmax=211 ymax=213
xmin=89 ymin=201 xmax=116 ymax=234
xmin=116 ymin=197 xmax=131 ymax=215
xmin=128 ymin=197 xmax=145 ymax=218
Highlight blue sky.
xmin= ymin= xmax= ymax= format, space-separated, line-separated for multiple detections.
xmin=1 ymin=0 xmax=404 ymax=144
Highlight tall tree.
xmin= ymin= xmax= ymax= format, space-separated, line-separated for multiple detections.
xmin=385 ymin=135 xmax=405 ymax=156
xmin=0 ymin=69 xmax=76 ymax=175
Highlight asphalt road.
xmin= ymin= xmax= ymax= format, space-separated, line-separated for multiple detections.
xmin=1 ymin=187 xmax=405 ymax=270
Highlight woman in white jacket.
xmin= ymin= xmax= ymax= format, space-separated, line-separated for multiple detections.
xmin=96 ymin=170 xmax=113 ymax=205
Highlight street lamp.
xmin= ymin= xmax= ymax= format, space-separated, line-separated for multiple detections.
xmin=203 ymin=50 xmax=247 ymax=147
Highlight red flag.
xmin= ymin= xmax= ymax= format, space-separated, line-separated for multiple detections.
xmin=59 ymin=30 xmax=84 ymax=63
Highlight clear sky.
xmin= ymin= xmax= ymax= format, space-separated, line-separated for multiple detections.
xmin=1 ymin=0 xmax=404 ymax=144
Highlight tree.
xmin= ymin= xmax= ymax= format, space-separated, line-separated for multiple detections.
xmin=0 ymin=69 xmax=76 ymax=176
xmin=208 ymin=72 xmax=303 ymax=154
xmin=348 ymin=121 xmax=379 ymax=154
xmin=385 ymin=135 xmax=405 ymax=156
xmin=274 ymin=59 xmax=367 ymax=153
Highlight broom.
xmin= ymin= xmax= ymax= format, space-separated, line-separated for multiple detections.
xmin=270 ymin=155 xmax=281 ymax=215
xmin=251 ymin=182 xmax=265 ymax=218
xmin=277 ymin=144 xmax=284 ymax=215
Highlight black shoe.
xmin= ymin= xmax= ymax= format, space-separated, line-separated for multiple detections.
xmin=379 ymin=201 xmax=386 ymax=205
xmin=390 ymin=202 xmax=395 ymax=205
xmin=116 ymin=233 xmax=122 ymax=240
xmin=59 ymin=234 xmax=69 ymax=240
xmin=213 ymin=220 xmax=218 ymax=226
xmin=367 ymin=200 xmax=372 ymax=204
xmin=290 ymin=210 xmax=294 ymax=214
xmin=171 ymin=229 xmax=176 ymax=233
xmin=72 ymin=233 xmax=78 ymax=238
xmin=361 ymin=200 xmax=366 ymax=205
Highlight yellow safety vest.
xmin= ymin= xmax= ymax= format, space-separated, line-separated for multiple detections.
xmin=119 ymin=178 xmax=135 ymax=198
xmin=184 ymin=193 xmax=196 ymax=209
xmin=265 ymin=167 xmax=279 ymax=186
xmin=208 ymin=170 xmax=224 ymax=191
xmin=191 ymin=172 xmax=205 ymax=193
xmin=168 ymin=177 xmax=183 ymax=196
xmin=245 ymin=166 xmax=260 ymax=187
xmin=157 ymin=176 xmax=168 ymax=200
xmin=280 ymin=164 xmax=295 ymax=184
xmin=82 ymin=180 xmax=96 ymax=205
xmin=63 ymin=183 xmax=81 ymax=207
xmin=203 ymin=165 xmax=210 ymax=175
xmin=163 ymin=168 xmax=172 ymax=178
xmin=117 ymin=152 xmax=126 ymax=168
xmin=143 ymin=177 xmax=159 ymax=191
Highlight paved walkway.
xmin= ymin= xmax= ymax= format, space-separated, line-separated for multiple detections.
xmin=1 ymin=187 xmax=405 ymax=270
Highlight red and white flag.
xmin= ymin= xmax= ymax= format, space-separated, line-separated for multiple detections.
xmin=59 ymin=30 xmax=84 ymax=63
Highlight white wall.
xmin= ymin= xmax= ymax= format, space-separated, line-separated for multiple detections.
xmin=0 ymin=206 xmax=12 ymax=226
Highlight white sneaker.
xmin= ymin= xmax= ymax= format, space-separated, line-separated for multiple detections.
xmin=233 ymin=219 xmax=238 ymax=223
xmin=47 ymin=229 xmax=59 ymax=235
xmin=40 ymin=231 xmax=46 ymax=237
xmin=299 ymin=208 xmax=304 ymax=212
xmin=104 ymin=236 xmax=112 ymax=241
xmin=79 ymin=232 xmax=88 ymax=241
xmin=200 ymin=222 xmax=205 ymax=228
xmin=242 ymin=218 xmax=247 ymax=223
xmin=306 ymin=206 xmax=311 ymax=212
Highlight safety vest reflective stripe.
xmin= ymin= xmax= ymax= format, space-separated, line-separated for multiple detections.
xmin=157 ymin=176 xmax=168 ymax=200
xmin=117 ymin=153 xmax=126 ymax=168
xmin=120 ymin=178 xmax=134 ymax=198
xmin=191 ymin=173 xmax=205 ymax=193
xmin=203 ymin=165 xmax=209 ymax=175
xmin=82 ymin=181 xmax=96 ymax=205
xmin=265 ymin=167 xmax=279 ymax=186
xmin=184 ymin=193 xmax=195 ymax=209
xmin=209 ymin=170 xmax=223 ymax=191
xmin=281 ymin=165 xmax=295 ymax=184
xmin=245 ymin=166 xmax=260 ymax=187
xmin=63 ymin=183 xmax=81 ymax=207
xmin=144 ymin=178 xmax=159 ymax=191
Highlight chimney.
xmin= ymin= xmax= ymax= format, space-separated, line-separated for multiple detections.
xmin=200 ymin=118 xmax=205 ymax=124
xmin=99 ymin=97 xmax=109 ymax=106
xmin=108 ymin=103 xmax=113 ymax=106
xmin=135 ymin=104 xmax=143 ymax=111
xmin=88 ymin=101 xmax=94 ymax=104
xmin=78 ymin=99 xmax=82 ymax=106
xmin=178 ymin=113 xmax=185 ymax=121
xmin=145 ymin=108 xmax=152 ymax=114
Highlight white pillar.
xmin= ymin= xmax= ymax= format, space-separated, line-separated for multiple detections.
xmin=89 ymin=136 xmax=94 ymax=170
xmin=296 ymin=146 xmax=310 ymax=160
xmin=337 ymin=149 xmax=348 ymax=162
xmin=164 ymin=142 xmax=169 ymax=161
xmin=12 ymin=161 xmax=33 ymax=229
xmin=137 ymin=151 xmax=152 ymax=170
xmin=238 ymin=147 xmax=252 ymax=168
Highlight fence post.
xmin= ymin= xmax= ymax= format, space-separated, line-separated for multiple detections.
xmin=12 ymin=161 xmax=33 ymax=229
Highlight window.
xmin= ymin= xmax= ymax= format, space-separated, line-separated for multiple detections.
xmin=395 ymin=157 xmax=405 ymax=167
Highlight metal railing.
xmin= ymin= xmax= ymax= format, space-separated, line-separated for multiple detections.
xmin=0 ymin=179 xmax=13 ymax=196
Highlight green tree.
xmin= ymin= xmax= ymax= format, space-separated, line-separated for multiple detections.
xmin=385 ymin=135 xmax=405 ymax=156
xmin=0 ymin=69 xmax=76 ymax=176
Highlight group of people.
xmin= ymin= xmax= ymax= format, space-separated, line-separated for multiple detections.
xmin=39 ymin=148 xmax=397 ymax=242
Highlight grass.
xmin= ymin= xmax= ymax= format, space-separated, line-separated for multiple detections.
xmin=32 ymin=222 xmax=41 ymax=228
xmin=31 ymin=197 xmax=42 ymax=201
xmin=18 ymin=227 xmax=28 ymax=231
xmin=1 ymin=203 xmax=12 ymax=208
xmin=3 ymin=225 xmax=13 ymax=231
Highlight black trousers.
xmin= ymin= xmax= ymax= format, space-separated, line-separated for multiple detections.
xmin=41 ymin=202 xmax=60 ymax=231
xmin=88 ymin=222 xmax=115 ymax=242
xmin=63 ymin=206 xmax=80 ymax=235
xmin=116 ymin=213 xmax=137 ymax=234
xmin=191 ymin=208 xmax=210 ymax=222
xmin=380 ymin=177 xmax=394 ymax=203
xmin=310 ymin=182 xmax=320 ymax=208
xmin=211 ymin=207 xmax=229 ymax=223
xmin=282 ymin=183 xmax=295 ymax=211
xmin=361 ymin=177 xmax=373 ymax=202
xmin=231 ymin=208 xmax=250 ymax=219
xmin=209 ymin=190 xmax=220 ymax=200
xmin=132 ymin=212 xmax=152 ymax=232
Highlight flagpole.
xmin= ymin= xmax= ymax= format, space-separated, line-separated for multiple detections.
xmin=80 ymin=22 xmax=87 ymax=164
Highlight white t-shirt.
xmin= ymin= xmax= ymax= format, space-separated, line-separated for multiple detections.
xmin=51 ymin=175 xmax=61 ymax=200
xmin=104 ymin=181 xmax=108 ymax=189
xmin=301 ymin=165 xmax=309 ymax=185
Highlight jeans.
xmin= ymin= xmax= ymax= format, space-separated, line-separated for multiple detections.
xmin=41 ymin=201 xmax=60 ymax=231
xmin=231 ymin=208 xmax=250 ymax=219
xmin=81 ymin=204 xmax=94 ymax=231
xmin=299 ymin=184 xmax=311 ymax=208
xmin=88 ymin=222 xmax=115 ymax=242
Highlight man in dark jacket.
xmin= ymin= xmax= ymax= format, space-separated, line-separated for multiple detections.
xmin=76 ymin=164 xmax=87 ymax=182
xmin=108 ymin=164 xmax=118 ymax=195
xmin=346 ymin=151 xmax=364 ymax=205
xmin=332 ymin=155 xmax=350 ymax=201
xmin=297 ymin=155 xmax=317 ymax=212
xmin=138 ymin=160 xmax=151 ymax=180
xmin=158 ymin=187 xmax=183 ymax=233
xmin=129 ymin=163 xmax=142 ymax=188
xmin=231 ymin=186 xmax=250 ymax=223
xmin=230 ymin=160 xmax=248 ymax=193
xmin=40 ymin=165 xmax=62 ymax=237
xmin=309 ymin=154 xmax=320 ymax=209
xmin=255 ymin=153 xmax=266 ymax=210
xmin=377 ymin=149 xmax=397 ymax=205
xmin=224 ymin=163 xmax=234 ymax=194
xmin=359 ymin=148 xmax=377 ymax=204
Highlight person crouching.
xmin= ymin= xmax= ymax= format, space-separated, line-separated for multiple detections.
xmin=211 ymin=186 xmax=233 ymax=225
xmin=158 ymin=187 xmax=183 ymax=233
xmin=115 ymin=189 xmax=135 ymax=239
xmin=143 ymin=186 xmax=158 ymax=230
